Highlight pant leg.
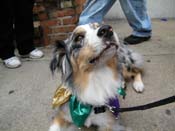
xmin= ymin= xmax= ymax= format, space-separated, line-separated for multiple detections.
xmin=119 ymin=0 xmax=152 ymax=37
xmin=78 ymin=0 xmax=116 ymax=25
xmin=0 ymin=0 xmax=15 ymax=60
xmin=14 ymin=0 xmax=35 ymax=55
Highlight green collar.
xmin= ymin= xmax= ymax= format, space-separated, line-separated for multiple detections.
xmin=69 ymin=87 xmax=126 ymax=127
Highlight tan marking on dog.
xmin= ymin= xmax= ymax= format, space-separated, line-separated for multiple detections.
xmin=77 ymin=46 xmax=94 ymax=71
xmin=107 ymin=57 xmax=118 ymax=80
xmin=131 ymin=67 xmax=143 ymax=74
xmin=73 ymin=70 xmax=90 ymax=90
xmin=71 ymin=45 xmax=95 ymax=90
xmin=52 ymin=111 xmax=70 ymax=127
xmin=70 ymin=56 xmax=78 ymax=72
xmin=122 ymin=65 xmax=143 ymax=84
xmin=73 ymin=27 xmax=86 ymax=36
xmin=122 ymin=65 xmax=136 ymax=80
xmin=53 ymin=117 xmax=64 ymax=126
xmin=134 ymin=73 xmax=143 ymax=83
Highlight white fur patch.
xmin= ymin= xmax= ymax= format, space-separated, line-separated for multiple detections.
xmin=78 ymin=66 xmax=121 ymax=105
xmin=49 ymin=124 xmax=60 ymax=131
xmin=85 ymin=111 xmax=114 ymax=127
xmin=133 ymin=81 xmax=144 ymax=92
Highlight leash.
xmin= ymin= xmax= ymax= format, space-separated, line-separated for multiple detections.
xmin=109 ymin=95 xmax=175 ymax=113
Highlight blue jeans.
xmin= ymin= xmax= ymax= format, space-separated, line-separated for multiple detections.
xmin=78 ymin=0 xmax=152 ymax=37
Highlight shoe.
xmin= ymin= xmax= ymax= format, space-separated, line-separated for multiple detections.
xmin=29 ymin=49 xmax=44 ymax=59
xmin=4 ymin=56 xmax=21 ymax=68
xmin=124 ymin=35 xmax=151 ymax=45
xmin=21 ymin=49 xmax=44 ymax=59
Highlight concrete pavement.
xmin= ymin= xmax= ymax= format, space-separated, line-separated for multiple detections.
xmin=0 ymin=19 xmax=175 ymax=131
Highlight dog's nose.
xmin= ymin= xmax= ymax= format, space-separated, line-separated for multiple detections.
xmin=97 ymin=25 xmax=113 ymax=38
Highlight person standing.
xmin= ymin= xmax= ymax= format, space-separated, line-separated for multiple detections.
xmin=78 ymin=0 xmax=152 ymax=45
xmin=0 ymin=0 xmax=44 ymax=68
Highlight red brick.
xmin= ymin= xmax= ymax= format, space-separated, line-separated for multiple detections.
xmin=74 ymin=0 xmax=86 ymax=6
xmin=50 ymin=10 xmax=64 ymax=18
xmin=40 ymin=30 xmax=50 ymax=45
xmin=34 ymin=39 xmax=43 ymax=47
xmin=33 ymin=6 xmax=38 ymax=14
xmin=62 ymin=8 xmax=76 ymax=16
xmin=50 ymin=34 xmax=68 ymax=43
xmin=50 ymin=8 xmax=76 ymax=18
xmin=43 ymin=36 xmax=50 ymax=46
xmin=52 ymin=25 xmax=76 ymax=33
xmin=76 ymin=6 xmax=84 ymax=14
xmin=43 ymin=26 xmax=51 ymax=34
xmin=62 ymin=16 xmax=78 ymax=25
xmin=39 ymin=26 xmax=51 ymax=45
xmin=38 ymin=12 xmax=48 ymax=21
xmin=40 ymin=19 xmax=59 ymax=27
xmin=32 ymin=0 xmax=86 ymax=45
xmin=33 ymin=5 xmax=45 ymax=14
xmin=35 ymin=0 xmax=43 ymax=2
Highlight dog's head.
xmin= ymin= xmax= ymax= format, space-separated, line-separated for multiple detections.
xmin=50 ymin=23 xmax=120 ymax=85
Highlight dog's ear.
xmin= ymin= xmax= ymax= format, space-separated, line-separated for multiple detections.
xmin=50 ymin=40 xmax=73 ymax=81
xmin=50 ymin=40 xmax=67 ymax=73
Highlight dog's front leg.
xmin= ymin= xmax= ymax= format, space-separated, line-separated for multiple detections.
xmin=49 ymin=117 xmax=63 ymax=131
xmin=49 ymin=116 xmax=71 ymax=131
xmin=133 ymin=73 xmax=144 ymax=93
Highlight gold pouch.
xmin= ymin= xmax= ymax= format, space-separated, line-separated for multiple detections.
xmin=52 ymin=84 xmax=71 ymax=109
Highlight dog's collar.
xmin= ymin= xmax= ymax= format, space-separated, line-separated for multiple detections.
xmin=52 ymin=85 xmax=126 ymax=128
xmin=94 ymin=106 xmax=106 ymax=114
xmin=94 ymin=87 xmax=126 ymax=115
xmin=93 ymin=96 xmax=120 ymax=118
xmin=69 ymin=95 xmax=121 ymax=128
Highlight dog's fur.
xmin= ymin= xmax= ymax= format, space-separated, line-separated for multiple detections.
xmin=49 ymin=23 xmax=144 ymax=131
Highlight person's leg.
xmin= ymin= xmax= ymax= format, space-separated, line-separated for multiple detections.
xmin=119 ymin=0 xmax=152 ymax=44
xmin=120 ymin=0 xmax=152 ymax=37
xmin=0 ymin=0 xmax=15 ymax=60
xmin=14 ymin=0 xmax=35 ymax=55
xmin=78 ymin=0 xmax=116 ymax=25
xmin=14 ymin=0 xmax=43 ymax=58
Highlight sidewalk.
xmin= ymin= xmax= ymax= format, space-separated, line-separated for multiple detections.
xmin=0 ymin=19 xmax=175 ymax=131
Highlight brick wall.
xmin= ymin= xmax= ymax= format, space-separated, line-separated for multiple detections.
xmin=33 ymin=0 xmax=86 ymax=46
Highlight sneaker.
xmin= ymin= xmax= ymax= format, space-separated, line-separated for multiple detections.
xmin=29 ymin=49 xmax=44 ymax=59
xmin=4 ymin=56 xmax=21 ymax=68
xmin=124 ymin=35 xmax=151 ymax=45
xmin=21 ymin=49 xmax=44 ymax=59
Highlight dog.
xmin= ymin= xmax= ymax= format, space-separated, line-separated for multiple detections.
xmin=49 ymin=23 xmax=144 ymax=131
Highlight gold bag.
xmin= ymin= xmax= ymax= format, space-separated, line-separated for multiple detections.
xmin=52 ymin=84 xmax=71 ymax=109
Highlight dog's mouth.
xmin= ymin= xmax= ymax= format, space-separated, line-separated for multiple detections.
xmin=89 ymin=42 xmax=118 ymax=64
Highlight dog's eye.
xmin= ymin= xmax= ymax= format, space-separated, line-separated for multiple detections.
xmin=72 ymin=44 xmax=82 ymax=50
xmin=74 ymin=35 xmax=84 ymax=42
xmin=99 ymin=29 xmax=106 ymax=36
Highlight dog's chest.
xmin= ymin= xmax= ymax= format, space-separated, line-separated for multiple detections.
xmin=78 ymin=66 xmax=120 ymax=105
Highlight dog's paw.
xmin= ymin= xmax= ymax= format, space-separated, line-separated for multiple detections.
xmin=133 ymin=81 xmax=144 ymax=93
xmin=49 ymin=124 xmax=60 ymax=131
